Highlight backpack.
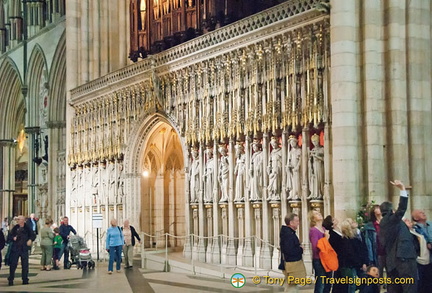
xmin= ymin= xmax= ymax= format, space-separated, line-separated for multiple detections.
xmin=317 ymin=237 xmax=339 ymax=272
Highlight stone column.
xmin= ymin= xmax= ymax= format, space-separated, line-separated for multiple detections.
xmin=281 ymin=131 xmax=288 ymax=214
xmin=236 ymin=203 xmax=244 ymax=265
xmin=243 ymin=137 xmax=253 ymax=266
xmin=260 ymin=133 xmax=271 ymax=269
xmin=197 ymin=145 xmax=206 ymax=262
xmin=169 ymin=170 xmax=176 ymax=247
xmin=0 ymin=140 xmax=16 ymax=219
xmin=90 ymin=0 xmax=101 ymax=79
xmin=80 ymin=0 xmax=89 ymax=82
xmin=107 ymin=0 xmax=120 ymax=71
xmin=211 ymin=141 xmax=220 ymax=263
xmin=271 ymin=203 xmax=281 ymax=270
xmin=253 ymin=203 xmax=262 ymax=267
xmin=26 ymin=128 xmax=39 ymax=214
xmin=226 ymin=139 xmax=236 ymax=265
xmin=361 ymin=0 xmax=387 ymax=206
xmin=220 ymin=203 xmax=228 ymax=264
xmin=385 ymin=0 xmax=409 ymax=204
xmin=205 ymin=204 xmax=213 ymax=262
xmin=129 ymin=172 xmax=141 ymax=232
xmin=406 ymin=0 xmax=432 ymax=209
xmin=323 ymin=126 xmax=331 ymax=216
xmin=183 ymin=147 xmax=192 ymax=258
xmin=154 ymin=174 xmax=165 ymax=247
xmin=176 ymin=170 xmax=186 ymax=247
xmin=99 ymin=0 xmax=109 ymax=75
xmin=330 ymin=0 xmax=363 ymax=218
xmin=300 ymin=128 xmax=312 ymax=275
xmin=191 ymin=205 xmax=199 ymax=260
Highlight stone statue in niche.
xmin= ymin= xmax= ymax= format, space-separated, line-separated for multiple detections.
xmin=37 ymin=163 xmax=49 ymax=218
xmin=286 ymin=135 xmax=302 ymax=200
xmin=218 ymin=145 xmax=229 ymax=203
xmin=108 ymin=162 xmax=116 ymax=204
xmin=203 ymin=147 xmax=214 ymax=203
xmin=117 ymin=162 xmax=125 ymax=203
xmin=39 ymin=72 xmax=49 ymax=126
xmin=70 ymin=169 xmax=77 ymax=205
xmin=189 ymin=148 xmax=200 ymax=203
xmin=92 ymin=165 xmax=100 ymax=205
xmin=249 ymin=140 xmax=263 ymax=201
xmin=308 ymin=133 xmax=324 ymax=200
xmin=267 ymin=137 xmax=282 ymax=201
xmin=234 ymin=143 xmax=246 ymax=202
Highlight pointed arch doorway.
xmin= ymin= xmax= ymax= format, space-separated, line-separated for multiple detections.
xmin=140 ymin=122 xmax=185 ymax=249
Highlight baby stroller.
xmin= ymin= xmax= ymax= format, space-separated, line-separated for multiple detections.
xmin=67 ymin=235 xmax=95 ymax=269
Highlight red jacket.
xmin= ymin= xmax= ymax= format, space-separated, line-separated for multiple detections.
xmin=317 ymin=237 xmax=339 ymax=272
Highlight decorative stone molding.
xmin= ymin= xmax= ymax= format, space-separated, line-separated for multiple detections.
xmin=46 ymin=120 xmax=66 ymax=128
xmin=70 ymin=0 xmax=324 ymax=101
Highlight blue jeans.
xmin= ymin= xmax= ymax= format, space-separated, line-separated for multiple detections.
xmin=108 ymin=245 xmax=122 ymax=272
xmin=312 ymin=259 xmax=331 ymax=293
xmin=61 ymin=242 xmax=70 ymax=268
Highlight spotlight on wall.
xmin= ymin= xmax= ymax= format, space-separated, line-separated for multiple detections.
xmin=142 ymin=170 xmax=149 ymax=177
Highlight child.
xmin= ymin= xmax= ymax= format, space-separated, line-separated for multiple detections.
xmin=53 ymin=227 xmax=62 ymax=270
xmin=359 ymin=265 xmax=380 ymax=293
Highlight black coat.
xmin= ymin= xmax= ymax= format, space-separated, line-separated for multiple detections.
xmin=329 ymin=229 xmax=344 ymax=262
xmin=122 ymin=226 xmax=141 ymax=246
xmin=280 ymin=225 xmax=303 ymax=262
xmin=7 ymin=223 xmax=36 ymax=251
xmin=379 ymin=196 xmax=417 ymax=273
xmin=0 ymin=228 xmax=5 ymax=250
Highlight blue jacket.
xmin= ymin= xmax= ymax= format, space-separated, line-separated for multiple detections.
xmin=59 ymin=224 xmax=77 ymax=243
xmin=362 ymin=222 xmax=378 ymax=265
xmin=106 ymin=226 xmax=124 ymax=248
xmin=414 ymin=221 xmax=432 ymax=262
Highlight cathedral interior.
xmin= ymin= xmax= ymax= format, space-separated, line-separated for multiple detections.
xmin=1 ymin=0 xmax=431 ymax=271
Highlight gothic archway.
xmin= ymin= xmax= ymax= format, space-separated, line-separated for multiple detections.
xmin=139 ymin=121 xmax=185 ymax=248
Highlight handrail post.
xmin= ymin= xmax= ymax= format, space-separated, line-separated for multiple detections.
xmin=163 ymin=233 xmax=170 ymax=272
xmin=254 ymin=236 xmax=257 ymax=276
xmin=141 ymin=233 xmax=146 ymax=269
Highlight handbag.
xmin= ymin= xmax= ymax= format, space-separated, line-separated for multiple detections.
xmin=278 ymin=252 xmax=285 ymax=270
xmin=4 ymin=242 xmax=13 ymax=266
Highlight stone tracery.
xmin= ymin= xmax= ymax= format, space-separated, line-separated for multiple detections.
xmin=68 ymin=9 xmax=330 ymax=269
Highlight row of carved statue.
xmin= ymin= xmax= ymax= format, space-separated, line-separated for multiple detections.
xmin=68 ymin=21 xmax=329 ymax=167
xmin=69 ymin=161 xmax=125 ymax=207
xmin=189 ymin=132 xmax=324 ymax=204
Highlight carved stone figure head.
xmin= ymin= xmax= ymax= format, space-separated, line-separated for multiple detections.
xmin=311 ymin=133 xmax=320 ymax=146
xmin=218 ymin=145 xmax=227 ymax=156
xmin=252 ymin=139 xmax=262 ymax=152
xmin=270 ymin=136 xmax=279 ymax=149
xmin=288 ymin=135 xmax=298 ymax=148
xmin=235 ymin=142 xmax=244 ymax=157
xmin=205 ymin=147 xmax=213 ymax=159
xmin=191 ymin=147 xmax=199 ymax=159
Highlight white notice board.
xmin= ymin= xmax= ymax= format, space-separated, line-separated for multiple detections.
xmin=92 ymin=213 xmax=103 ymax=228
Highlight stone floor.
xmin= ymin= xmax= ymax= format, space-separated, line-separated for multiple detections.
xmin=0 ymin=253 xmax=317 ymax=292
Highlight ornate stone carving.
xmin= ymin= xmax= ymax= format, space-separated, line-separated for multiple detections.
xmin=286 ymin=135 xmax=302 ymax=200
xmin=267 ymin=137 xmax=282 ymax=201
xmin=308 ymin=133 xmax=324 ymax=200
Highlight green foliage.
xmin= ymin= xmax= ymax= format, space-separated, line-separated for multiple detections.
xmin=356 ymin=200 xmax=376 ymax=228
